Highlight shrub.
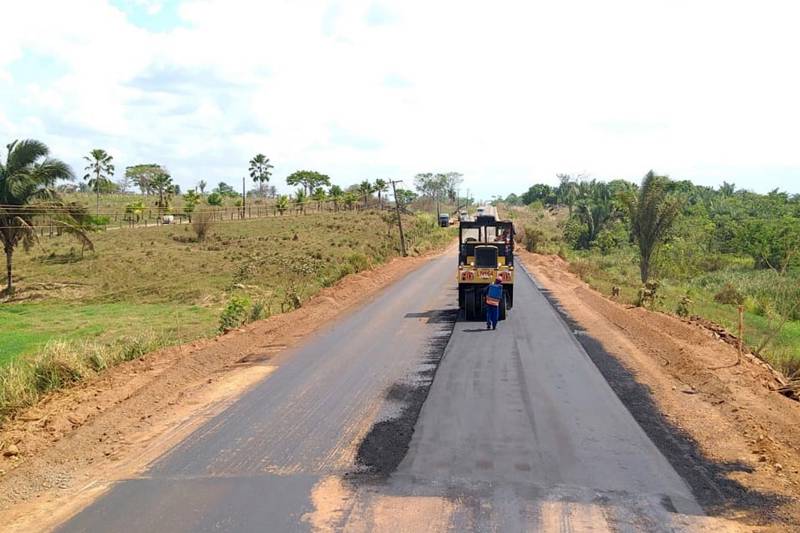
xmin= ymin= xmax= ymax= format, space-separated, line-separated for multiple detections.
xmin=714 ymin=283 xmax=744 ymax=305
xmin=219 ymin=296 xmax=251 ymax=332
xmin=676 ymin=293 xmax=693 ymax=317
xmin=249 ymin=301 xmax=267 ymax=322
xmin=192 ymin=209 xmax=214 ymax=241
xmin=347 ymin=253 xmax=370 ymax=273
xmin=522 ymin=225 xmax=545 ymax=253
xmin=568 ymin=259 xmax=599 ymax=281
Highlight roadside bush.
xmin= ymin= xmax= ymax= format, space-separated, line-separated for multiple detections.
xmin=522 ymin=225 xmax=545 ymax=253
xmin=192 ymin=209 xmax=214 ymax=241
xmin=249 ymin=301 xmax=267 ymax=322
xmin=219 ymin=296 xmax=251 ymax=332
xmin=714 ymin=283 xmax=744 ymax=305
xmin=568 ymin=259 xmax=600 ymax=281
xmin=32 ymin=341 xmax=87 ymax=393
xmin=347 ymin=253 xmax=371 ymax=273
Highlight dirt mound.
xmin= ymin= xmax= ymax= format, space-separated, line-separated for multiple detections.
xmin=0 ymin=247 xmax=452 ymax=532
xmin=519 ymin=250 xmax=800 ymax=531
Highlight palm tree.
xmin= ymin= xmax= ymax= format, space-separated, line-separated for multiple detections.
xmin=276 ymin=195 xmax=289 ymax=215
xmin=1 ymin=139 xmax=92 ymax=294
xmin=344 ymin=191 xmax=358 ymax=210
xmin=249 ymin=154 xmax=273 ymax=197
xmin=294 ymin=188 xmax=307 ymax=213
xmin=358 ymin=180 xmax=373 ymax=208
xmin=329 ymin=185 xmax=344 ymax=212
xmin=198 ymin=179 xmax=207 ymax=195
xmin=150 ymin=171 xmax=174 ymax=214
xmin=311 ymin=187 xmax=327 ymax=211
xmin=626 ymin=171 xmax=683 ymax=283
xmin=374 ymin=179 xmax=388 ymax=208
xmin=83 ymin=149 xmax=115 ymax=215
xmin=557 ymin=174 xmax=579 ymax=216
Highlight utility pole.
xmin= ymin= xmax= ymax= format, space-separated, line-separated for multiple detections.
xmin=390 ymin=179 xmax=407 ymax=257
xmin=241 ymin=176 xmax=246 ymax=219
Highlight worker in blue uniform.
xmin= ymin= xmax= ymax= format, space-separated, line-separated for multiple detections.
xmin=483 ymin=277 xmax=504 ymax=330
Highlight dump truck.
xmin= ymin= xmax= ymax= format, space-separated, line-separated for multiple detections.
xmin=457 ymin=214 xmax=515 ymax=320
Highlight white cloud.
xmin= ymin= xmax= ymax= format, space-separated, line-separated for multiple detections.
xmin=1 ymin=0 xmax=799 ymax=198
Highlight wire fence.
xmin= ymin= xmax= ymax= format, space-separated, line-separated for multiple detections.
xmin=0 ymin=198 xmax=399 ymax=236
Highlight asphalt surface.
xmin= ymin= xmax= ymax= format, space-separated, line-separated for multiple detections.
xmin=58 ymin=253 xmax=709 ymax=532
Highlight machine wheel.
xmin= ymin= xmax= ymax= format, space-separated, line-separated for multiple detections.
xmin=499 ymin=296 xmax=507 ymax=321
xmin=464 ymin=288 xmax=476 ymax=320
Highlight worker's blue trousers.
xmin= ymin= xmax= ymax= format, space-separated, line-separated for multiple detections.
xmin=486 ymin=304 xmax=499 ymax=329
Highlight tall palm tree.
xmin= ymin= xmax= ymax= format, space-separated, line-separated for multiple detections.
xmin=1 ymin=140 xmax=91 ymax=294
xmin=374 ymin=179 xmax=388 ymax=208
xmin=83 ymin=149 xmax=115 ymax=215
xmin=294 ymin=188 xmax=307 ymax=213
xmin=311 ymin=187 xmax=327 ymax=211
xmin=626 ymin=171 xmax=683 ymax=283
xmin=198 ymin=179 xmax=207 ymax=195
xmin=150 ymin=171 xmax=174 ymax=213
xmin=358 ymin=180 xmax=373 ymax=208
xmin=329 ymin=185 xmax=344 ymax=212
xmin=249 ymin=154 xmax=273 ymax=197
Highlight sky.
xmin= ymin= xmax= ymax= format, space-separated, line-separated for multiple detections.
xmin=2 ymin=0 xmax=800 ymax=199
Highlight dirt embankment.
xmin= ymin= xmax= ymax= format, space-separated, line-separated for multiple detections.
xmin=519 ymin=250 xmax=800 ymax=531
xmin=0 ymin=247 xmax=451 ymax=531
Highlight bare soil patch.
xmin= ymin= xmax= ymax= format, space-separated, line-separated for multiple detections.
xmin=0 ymin=247 xmax=451 ymax=531
xmin=519 ymin=250 xmax=800 ymax=531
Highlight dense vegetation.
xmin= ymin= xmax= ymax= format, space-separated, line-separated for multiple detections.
xmin=507 ymin=174 xmax=800 ymax=375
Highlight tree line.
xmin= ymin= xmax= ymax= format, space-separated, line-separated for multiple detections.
xmin=509 ymin=173 xmax=800 ymax=284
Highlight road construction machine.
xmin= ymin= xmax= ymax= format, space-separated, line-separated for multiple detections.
xmin=457 ymin=214 xmax=515 ymax=320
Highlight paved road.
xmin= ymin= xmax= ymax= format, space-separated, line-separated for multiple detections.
xmin=58 ymin=253 xmax=711 ymax=532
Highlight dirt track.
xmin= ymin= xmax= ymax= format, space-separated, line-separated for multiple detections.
xmin=518 ymin=251 xmax=800 ymax=530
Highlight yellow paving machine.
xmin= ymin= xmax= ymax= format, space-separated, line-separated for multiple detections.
xmin=457 ymin=214 xmax=515 ymax=320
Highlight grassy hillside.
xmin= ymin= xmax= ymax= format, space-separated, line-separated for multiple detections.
xmin=3 ymin=210 xmax=453 ymax=364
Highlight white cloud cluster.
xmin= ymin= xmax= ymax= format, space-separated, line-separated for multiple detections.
xmin=1 ymin=0 xmax=799 ymax=197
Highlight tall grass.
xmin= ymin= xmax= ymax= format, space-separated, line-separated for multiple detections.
xmin=0 ymin=332 xmax=166 ymax=420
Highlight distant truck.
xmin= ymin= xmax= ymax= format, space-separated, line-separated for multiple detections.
xmin=438 ymin=213 xmax=450 ymax=227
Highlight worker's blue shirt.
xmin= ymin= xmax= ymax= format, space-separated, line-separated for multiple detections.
xmin=484 ymin=283 xmax=503 ymax=300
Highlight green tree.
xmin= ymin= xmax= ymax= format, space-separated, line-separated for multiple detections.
xmin=183 ymin=189 xmax=201 ymax=222
xmin=359 ymin=180 xmax=374 ymax=208
xmin=83 ymin=148 xmax=115 ymax=215
xmin=557 ymin=174 xmax=579 ymax=215
xmin=1 ymin=140 xmax=92 ymax=293
xmin=294 ymin=188 xmax=307 ymax=213
xmin=150 ymin=171 xmax=174 ymax=213
xmin=276 ymin=194 xmax=289 ymax=214
xmin=374 ymin=179 xmax=388 ymax=208
xmin=626 ymin=171 xmax=683 ymax=283
xmin=328 ymin=185 xmax=344 ymax=211
xmin=206 ymin=192 xmax=223 ymax=206
xmin=249 ymin=154 xmax=273 ymax=196
xmin=286 ymin=170 xmax=331 ymax=196
xmin=215 ymin=181 xmax=238 ymax=197
xmin=343 ymin=191 xmax=358 ymax=210
xmin=312 ymin=187 xmax=327 ymax=210
xmin=125 ymin=164 xmax=163 ymax=195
